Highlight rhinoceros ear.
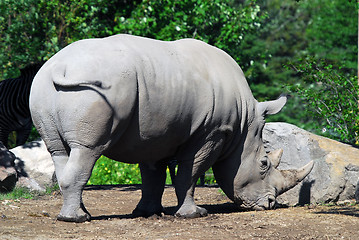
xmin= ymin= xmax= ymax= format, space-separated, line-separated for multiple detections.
xmin=268 ymin=149 xmax=283 ymax=168
xmin=258 ymin=94 xmax=288 ymax=116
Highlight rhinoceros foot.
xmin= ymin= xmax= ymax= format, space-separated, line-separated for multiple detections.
xmin=57 ymin=203 xmax=91 ymax=222
xmin=57 ymin=212 xmax=91 ymax=223
xmin=131 ymin=205 xmax=164 ymax=218
xmin=175 ymin=204 xmax=208 ymax=218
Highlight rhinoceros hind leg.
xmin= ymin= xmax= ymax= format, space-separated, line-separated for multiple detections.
xmin=56 ymin=147 xmax=100 ymax=222
xmin=132 ymin=161 xmax=167 ymax=217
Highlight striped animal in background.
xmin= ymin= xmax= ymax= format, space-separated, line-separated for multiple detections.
xmin=0 ymin=64 xmax=41 ymax=148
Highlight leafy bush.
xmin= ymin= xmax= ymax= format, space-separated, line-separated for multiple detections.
xmin=88 ymin=156 xmax=217 ymax=185
xmin=287 ymin=57 xmax=359 ymax=145
xmin=8 ymin=126 xmax=40 ymax=149
xmin=201 ymin=168 xmax=216 ymax=185
xmin=0 ymin=0 xmax=118 ymax=78
xmin=113 ymin=0 xmax=264 ymax=64
xmin=88 ymin=156 xmax=142 ymax=185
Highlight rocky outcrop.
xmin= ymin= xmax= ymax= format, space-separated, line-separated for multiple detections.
xmin=0 ymin=140 xmax=55 ymax=192
xmin=10 ymin=140 xmax=55 ymax=191
xmin=263 ymin=122 xmax=359 ymax=206
xmin=0 ymin=142 xmax=17 ymax=192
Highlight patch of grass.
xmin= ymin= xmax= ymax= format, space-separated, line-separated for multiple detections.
xmin=0 ymin=184 xmax=59 ymax=201
xmin=0 ymin=187 xmax=35 ymax=200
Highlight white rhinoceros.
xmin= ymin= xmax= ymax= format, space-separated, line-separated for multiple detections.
xmin=29 ymin=34 xmax=313 ymax=222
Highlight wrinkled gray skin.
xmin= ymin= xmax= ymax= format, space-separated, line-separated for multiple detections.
xmin=29 ymin=34 xmax=314 ymax=222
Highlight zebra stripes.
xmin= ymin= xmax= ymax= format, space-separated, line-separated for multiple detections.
xmin=0 ymin=64 xmax=41 ymax=147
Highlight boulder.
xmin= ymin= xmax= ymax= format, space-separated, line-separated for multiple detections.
xmin=0 ymin=142 xmax=17 ymax=192
xmin=10 ymin=140 xmax=55 ymax=191
xmin=263 ymin=122 xmax=359 ymax=206
xmin=0 ymin=166 xmax=17 ymax=192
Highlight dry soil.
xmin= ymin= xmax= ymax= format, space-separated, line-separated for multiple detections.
xmin=1 ymin=185 xmax=358 ymax=239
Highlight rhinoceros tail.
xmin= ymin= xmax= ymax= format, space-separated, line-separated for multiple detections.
xmin=51 ymin=64 xmax=111 ymax=89
xmin=53 ymin=77 xmax=111 ymax=89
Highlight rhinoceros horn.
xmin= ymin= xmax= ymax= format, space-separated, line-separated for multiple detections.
xmin=268 ymin=149 xmax=283 ymax=168
xmin=277 ymin=161 xmax=314 ymax=195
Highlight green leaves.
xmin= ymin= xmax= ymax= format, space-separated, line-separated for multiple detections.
xmin=87 ymin=156 xmax=217 ymax=185
xmin=88 ymin=156 xmax=142 ymax=185
xmin=113 ymin=0 xmax=263 ymax=63
xmin=0 ymin=0 xmax=117 ymax=78
xmin=0 ymin=0 xmax=264 ymax=79
xmin=287 ymin=57 xmax=359 ymax=145
xmin=303 ymin=0 xmax=357 ymax=72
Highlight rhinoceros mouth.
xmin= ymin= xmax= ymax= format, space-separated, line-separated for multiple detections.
xmin=234 ymin=194 xmax=276 ymax=211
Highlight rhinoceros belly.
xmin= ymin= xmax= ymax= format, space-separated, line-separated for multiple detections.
xmin=102 ymin=121 xmax=191 ymax=164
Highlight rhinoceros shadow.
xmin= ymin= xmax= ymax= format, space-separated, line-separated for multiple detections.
xmin=91 ymin=203 xmax=240 ymax=221
xmin=298 ymin=180 xmax=315 ymax=206
xmin=314 ymin=207 xmax=359 ymax=218
xmin=84 ymin=184 xmax=142 ymax=192
xmin=162 ymin=202 xmax=239 ymax=216
xmin=88 ymin=184 xmax=326 ymax=221
xmin=86 ymin=185 xmax=240 ymax=221
xmin=19 ymin=141 xmax=41 ymax=149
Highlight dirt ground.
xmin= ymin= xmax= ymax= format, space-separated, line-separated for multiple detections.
xmin=1 ymin=185 xmax=358 ymax=240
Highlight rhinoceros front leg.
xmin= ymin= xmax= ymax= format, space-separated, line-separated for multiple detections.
xmin=132 ymin=160 xmax=167 ymax=217
xmin=175 ymin=133 xmax=224 ymax=218
xmin=174 ymin=160 xmax=208 ymax=218
xmin=56 ymin=147 xmax=99 ymax=222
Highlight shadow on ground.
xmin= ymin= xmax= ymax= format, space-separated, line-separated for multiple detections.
xmin=91 ymin=202 xmax=240 ymax=221
xmin=85 ymin=184 xmax=142 ymax=192
xmin=314 ymin=206 xmax=359 ymax=218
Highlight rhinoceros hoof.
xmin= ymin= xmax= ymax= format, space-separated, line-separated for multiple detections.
xmin=175 ymin=205 xmax=208 ymax=218
xmin=131 ymin=206 xmax=164 ymax=218
xmin=57 ymin=212 xmax=91 ymax=223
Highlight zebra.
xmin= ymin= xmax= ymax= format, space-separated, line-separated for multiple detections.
xmin=0 ymin=64 xmax=42 ymax=148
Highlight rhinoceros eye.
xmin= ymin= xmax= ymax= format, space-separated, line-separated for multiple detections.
xmin=260 ymin=157 xmax=270 ymax=175
xmin=261 ymin=159 xmax=268 ymax=166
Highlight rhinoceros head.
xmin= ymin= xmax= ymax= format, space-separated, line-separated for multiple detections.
xmin=233 ymin=147 xmax=314 ymax=210
xmin=213 ymin=95 xmax=314 ymax=210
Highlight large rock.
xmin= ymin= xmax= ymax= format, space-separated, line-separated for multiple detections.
xmin=10 ymin=140 xmax=55 ymax=191
xmin=0 ymin=142 xmax=17 ymax=192
xmin=263 ymin=122 xmax=359 ymax=206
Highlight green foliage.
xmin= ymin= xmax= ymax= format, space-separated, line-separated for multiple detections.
xmin=238 ymin=0 xmax=315 ymax=128
xmin=113 ymin=0 xmax=264 ymax=64
xmin=303 ymin=0 xmax=357 ymax=74
xmin=200 ymin=168 xmax=216 ymax=185
xmin=27 ymin=126 xmax=41 ymax=142
xmin=287 ymin=57 xmax=359 ymax=145
xmin=0 ymin=0 xmax=264 ymax=79
xmin=88 ymin=156 xmax=142 ymax=185
xmin=0 ymin=0 xmax=118 ymax=79
xmin=243 ymin=0 xmax=357 ymax=137
xmin=246 ymin=0 xmax=357 ymax=88
xmin=7 ymin=126 xmax=40 ymax=149
xmin=88 ymin=156 xmax=217 ymax=185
